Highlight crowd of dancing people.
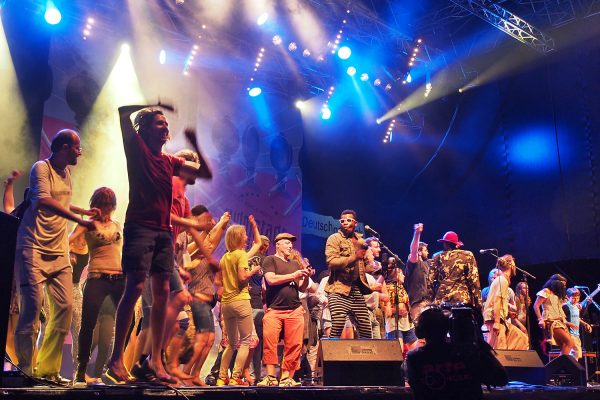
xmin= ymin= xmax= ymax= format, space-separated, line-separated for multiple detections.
xmin=2 ymin=103 xmax=595 ymax=395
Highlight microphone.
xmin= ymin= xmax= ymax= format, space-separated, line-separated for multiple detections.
xmin=364 ymin=225 xmax=380 ymax=238
xmin=479 ymin=248 xmax=497 ymax=254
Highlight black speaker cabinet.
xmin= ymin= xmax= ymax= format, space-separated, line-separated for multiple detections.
xmin=0 ymin=211 xmax=19 ymax=369
xmin=318 ymin=339 xmax=404 ymax=386
xmin=546 ymin=354 xmax=586 ymax=386
xmin=493 ymin=350 xmax=546 ymax=385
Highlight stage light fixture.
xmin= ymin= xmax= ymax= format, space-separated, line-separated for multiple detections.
xmin=321 ymin=107 xmax=331 ymax=120
xmin=337 ymin=46 xmax=351 ymax=60
xmin=385 ymin=83 xmax=392 ymax=91
xmin=295 ymin=100 xmax=305 ymax=110
xmin=360 ymin=73 xmax=369 ymax=81
xmin=346 ymin=66 xmax=356 ymax=76
xmin=257 ymin=12 xmax=269 ymax=26
xmin=159 ymin=50 xmax=166 ymax=65
xmin=406 ymin=72 xmax=412 ymax=83
xmin=302 ymin=49 xmax=311 ymax=57
xmin=44 ymin=1 xmax=61 ymax=25
xmin=272 ymin=35 xmax=282 ymax=45
xmin=249 ymin=87 xmax=262 ymax=97
xmin=374 ymin=79 xmax=381 ymax=86
xmin=288 ymin=42 xmax=298 ymax=52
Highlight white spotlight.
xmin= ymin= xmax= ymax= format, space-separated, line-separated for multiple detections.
xmin=337 ymin=46 xmax=351 ymax=60
xmin=121 ymin=43 xmax=130 ymax=53
xmin=374 ymin=79 xmax=381 ymax=86
xmin=272 ymin=35 xmax=282 ymax=45
xmin=159 ymin=49 xmax=166 ymax=65
xmin=257 ymin=12 xmax=269 ymax=26
xmin=346 ymin=66 xmax=356 ymax=76
xmin=360 ymin=73 xmax=369 ymax=81
xmin=295 ymin=100 xmax=305 ymax=110
xmin=302 ymin=49 xmax=311 ymax=57
xmin=288 ymin=42 xmax=298 ymax=52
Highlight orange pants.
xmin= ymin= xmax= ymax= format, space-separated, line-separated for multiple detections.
xmin=262 ymin=306 xmax=305 ymax=372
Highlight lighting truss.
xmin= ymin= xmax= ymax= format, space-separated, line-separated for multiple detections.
xmin=449 ymin=0 xmax=555 ymax=53
xmin=513 ymin=0 xmax=576 ymax=27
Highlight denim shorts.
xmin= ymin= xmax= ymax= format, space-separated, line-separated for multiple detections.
xmin=191 ymin=300 xmax=215 ymax=333
xmin=386 ymin=327 xmax=418 ymax=344
xmin=122 ymin=223 xmax=174 ymax=276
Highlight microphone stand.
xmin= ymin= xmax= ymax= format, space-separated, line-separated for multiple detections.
xmin=379 ymin=240 xmax=404 ymax=266
xmin=481 ymin=250 xmax=537 ymax=348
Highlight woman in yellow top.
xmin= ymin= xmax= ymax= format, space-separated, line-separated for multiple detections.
xmin=217 ymin=215 xmax=262 ymax=386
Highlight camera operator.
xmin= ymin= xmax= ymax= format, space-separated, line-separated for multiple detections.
xmin=405 ymin=306 xmax=508 ymax=400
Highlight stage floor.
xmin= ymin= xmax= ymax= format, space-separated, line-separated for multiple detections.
xmin=1 ymin=383 xmax=600 ymax=400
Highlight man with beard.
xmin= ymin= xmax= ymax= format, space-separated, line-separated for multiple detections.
xmin=258 ymin=233 xmax=310 ymax=387
xmin=324 ymin=210 xmax=372 ymax=339
xmin=405 ymin=223 xmax=433 ymax=321
xmin=15 ymin=130 xmax=97 ymax=383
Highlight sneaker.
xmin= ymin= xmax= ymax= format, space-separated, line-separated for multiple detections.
xmin=257 ymin=375 xmax=279 ymax=386
xmin=131 ymin=360 xmax=158 ymax=383
xmin=38 ymin=374 xmax=71 ymax=387
xmin=216 ymin=377 xmax=229 ymax=386
xmin=205 ymin=374 xmax=217 ymax=386
xmin=279 ymin=377 xmax=301 ymax=387
xmin=228 ymin=377 xmax=249 ymax=386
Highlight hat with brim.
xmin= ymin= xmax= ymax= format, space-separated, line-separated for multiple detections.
xmin=437 ymin=231 xmax=463 ymax=247
xmin=274 ymin=233 xmax=296 ymax=243
xmin=260 ymin=235 xmax=270 ymax=244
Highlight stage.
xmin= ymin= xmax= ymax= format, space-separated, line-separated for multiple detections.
xmin=1 ymin=383 xmax=600 ymax=400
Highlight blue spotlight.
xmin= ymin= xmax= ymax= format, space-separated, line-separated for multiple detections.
xmin=337 ymin=46 xmax=351 ymax=60
xmin=44 ymin=0 xmax=62 ymax=25
xmin=321 ymin=107 xmax=331 ymax=120
xmin=346 ymin=66 xmax=356 ymax=77
xmin=248 ymin=87 xmax=262 ymax=97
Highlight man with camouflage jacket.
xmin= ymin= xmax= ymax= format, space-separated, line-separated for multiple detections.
xmin=429 ymin=231 xmax=482 ymax=309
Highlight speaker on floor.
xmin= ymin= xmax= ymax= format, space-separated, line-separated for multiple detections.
xmin=493 ymin=350 xmax=546 ymax=385
xmin=318 ymin=339 xmax=404 ymax=386
xmin=546 ymin=354 xmax=586 ymax=386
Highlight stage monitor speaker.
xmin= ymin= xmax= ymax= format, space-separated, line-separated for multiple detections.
xmin=493 ymin=350 xmax=546 ymax=385
xmin=546 ymin=354 xmax=586 ymax=386
xmin=318 ymin=339 xmax=403 ymax=386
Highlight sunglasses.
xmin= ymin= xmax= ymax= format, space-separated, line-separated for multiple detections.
xmin=339 ymin=218 xmax=356 ymax=224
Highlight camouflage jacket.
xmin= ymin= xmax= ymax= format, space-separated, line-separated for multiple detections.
xmin=429 ymin=249 xmax=482 ymax=308
xmin=325 ymin=230 xmax=372 ymax=296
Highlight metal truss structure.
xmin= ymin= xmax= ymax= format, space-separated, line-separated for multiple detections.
xmin=449 ymin=0 xmax=556 ymax=54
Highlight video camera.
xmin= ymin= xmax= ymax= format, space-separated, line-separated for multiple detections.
xmin=439 ymin=302 xmax=485 ymax=346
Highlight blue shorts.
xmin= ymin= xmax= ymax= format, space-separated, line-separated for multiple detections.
xmin=191 ymin=300 xmax=215 ymax=333
xmin=386 ymin=327 xmax=418 ymax=344
xmin=122 ymin=223 xmax=174 ymax=276
xmin=169 ymin=268 xmax=184 ymax=294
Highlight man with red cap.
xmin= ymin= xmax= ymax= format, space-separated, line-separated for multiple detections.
xmin=428 ymin=231 xmax=482 ymax=309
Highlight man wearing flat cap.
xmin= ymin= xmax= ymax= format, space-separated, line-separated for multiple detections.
xmin=258 ymin=233 xmax=311 ymax=387
xmin=429 ymin=231 xmax=482 ymax=309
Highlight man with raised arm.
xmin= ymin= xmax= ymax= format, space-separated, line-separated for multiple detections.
xmin=405 ymin=223 xmax=433 ymax=321
xmin=104 ymin=104 xmax=211 ymax=384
